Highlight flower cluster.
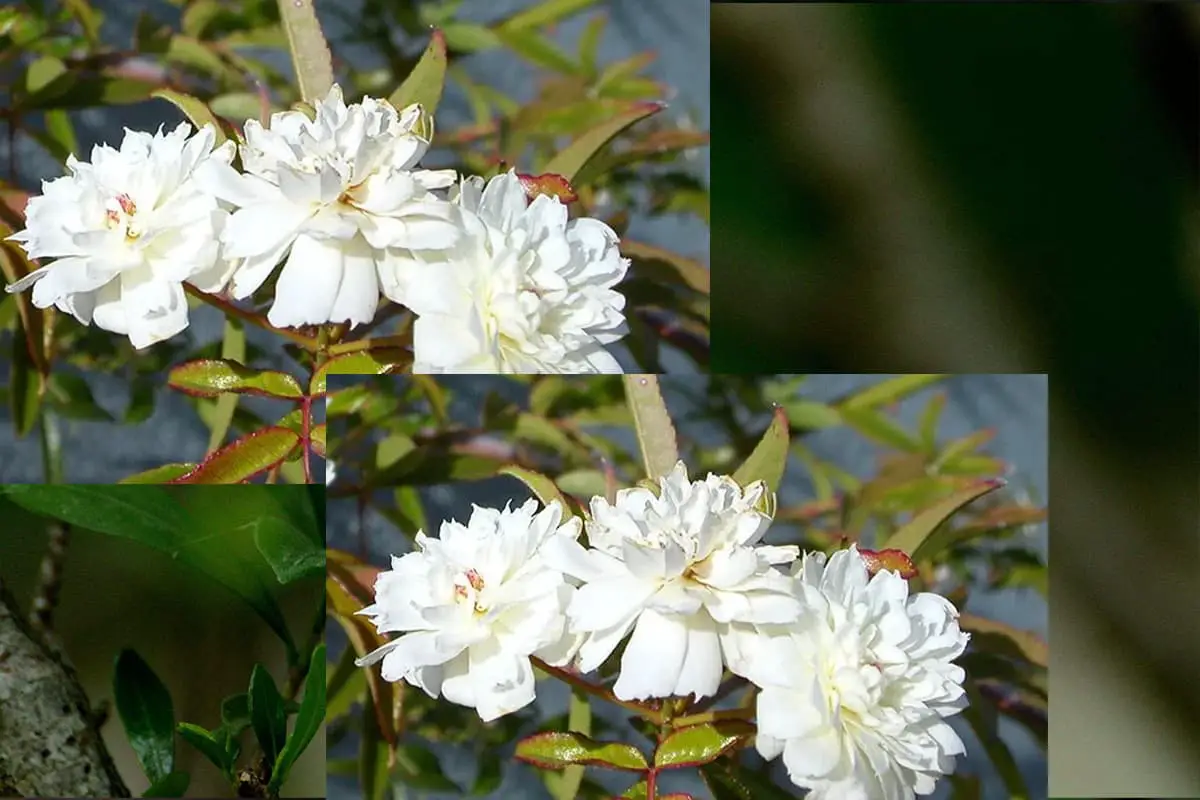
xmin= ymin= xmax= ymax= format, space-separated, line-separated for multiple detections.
xmin=355 ymin=462 xmax=971 ymax=798
xmin=6 ymin=85 xmax=630 ymax=372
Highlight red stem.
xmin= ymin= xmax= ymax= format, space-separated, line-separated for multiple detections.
xmin=646 ymin=767 xmax=657 ymax=800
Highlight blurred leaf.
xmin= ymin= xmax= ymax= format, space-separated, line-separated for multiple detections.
xmin=277 ymin=0 xmax=334 ymax=104
xmin=115 ymin=463 xmax=198 ymax=484
xmin=578 ymin=14 xmax=605 ymax=75
xmin=141 ymin=770 xmax=189 ymax=798
xmin=782 ymin=400 xmax=841 ymax=431
xmin=40 ymin=108 xmax=78 ymax=161
xmin=655 ymin=721 xmax=755 ymax=769
xmin=884 ymin=479 xmax=1004 ymax=559
xmin=933 ymin=428 xmax=998 ymax=471
xmin=113 ymin=649 xmax=175 ymax=784
xmin=221 ymin=693 xmax=250 ymax=734
xmin=47 ymin=372 xmax=111 ymax=420
xmin=169 ymin=359 xmax=302 ymax=400
xmin=269 ymin=644 xmax=326 ymax=793
xmin=731 ymin=406 xmax=789 ymax=494
xmin=500 ymin=466 xmax=576 ymax=518
xmin=209 ymin=92 xmax=263 ymax=122
xmin=838 ymin=406 xmax=922 ymax=452
xmin=389 ymin=29 xmax=447 ymax=117
xmin=623 ymin=374 xmax=678 ymax=480
xmin=181 ymin=0 xmax=221 ymax=37
xmin=177 ymin=724 xmax=233 ymax=779
xmin=840 ymin=374 xmax=943 ymax=410
xmin=310 ymin=348 xmax=409 ymax=395
xmin=471 ymin=749 xmax=503 ymax=795
xmin=326 ymin=572 xmax=397 ymax=746
xmin=699 ymin=759 xmax=795 ymax=800
xmin=441 ymin=21 xmax=502 ymax=53
xmin=918 ymin=391 xmax=947 ymax=452
xmin=515 ymin=731 xmax=648 ymax=771
xmin=543 ymin=102 xmax=663 ymax=182
xmin=493 ymin=27 xmax=580 ymax=75
xmin=9 ymin=317 xmax=43 ymax=437
xmin=393 ymin=742 xmax=460 ymax=792
xmin=959 ymin=613 xmax=1048 ymax=668
xmin=35 ymin=75 xmax=159 ymax=108
xmin=23 ymin=55 xmax=74 ymax=105
xmin=622 ymin=239 xmax=709 ymax=295
xmin=249 ymin=664 xmax=286 ymax=769
xmin=152 ymin=90 xmax=226 ymax=145
xmin=62 ymin=0 xmax=102 ymax=45
xmin=962 ymin=680 xmax=1029 ymax=799
xmin=497 ymin=0 xmax=598 ymax=31
xmin=594 ymin=52 xmax=655 ymax=96
xmin=170 ymin=427 xmax=301 ymax=484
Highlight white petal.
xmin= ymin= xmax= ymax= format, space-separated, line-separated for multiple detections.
xmin=612 ymin=608 xmax=688 ymax=701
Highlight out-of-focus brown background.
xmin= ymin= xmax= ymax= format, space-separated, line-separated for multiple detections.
xmin=0 ymin=499 xmax=324 ymax=798
xmin=712 ymin=4 xmax=1200 ymax=797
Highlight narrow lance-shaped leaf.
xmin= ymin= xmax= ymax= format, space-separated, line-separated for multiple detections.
xmin=500 ymin=466 xmax=577 ymax=519
xmin=207 ymin=318 xmax=247 ymax=454
xmin=275 ymin=0 xmax=334 ymax=104
xmin=248 ymin=665 xmax=287 ymax=769
xmin=177 ymin=723 xmax=233 ymax=779
xmin=731 ymin=405 xmax=789 ymax=494
xmin=839 ymin=374 xmax=944 ymax=410
xmin=622 ymin=374 xmax=678 ymax=480
xmin=883 ymin=479 xmax=1005 ymax=560
xmin=515 ymin=731 xmax=648 ymax=772
xmin=151 ymin=90 xmax=226 ymax=144
xmin=269 ymin=644 xmax=326 ymax=793
xmin=543 ymin=102 xmax=664 ymax=183
xmin=113 ymin=649 xmax=175 ymax=784
xmin=169 ymin=359 xmax=303 ymax=400
xmin=388 ymin=30 xmax=447 ymax=117
xmin=169 ymin=427 xmax=301 ymax=484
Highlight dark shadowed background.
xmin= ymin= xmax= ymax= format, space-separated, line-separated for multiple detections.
xmin=712 ymin=4 xmax=1200 ymax=797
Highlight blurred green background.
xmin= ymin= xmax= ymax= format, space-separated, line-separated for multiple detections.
xmin=0 ymin=496 xmax=324 ymax=797
xmin=713 ymin=4 xmax=1200 ymax=797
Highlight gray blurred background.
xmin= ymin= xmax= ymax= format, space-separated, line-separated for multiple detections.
xmin=327 ymin=374 xmax=1047 ymax=800
xmin=0 ymin=497 xmax=325 ymax=797
xmin=0 ymin=0 xmax=710 ymax=484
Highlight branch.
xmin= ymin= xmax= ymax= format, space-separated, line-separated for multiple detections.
xmin=0 ymin=576 xmax=130 ymax=797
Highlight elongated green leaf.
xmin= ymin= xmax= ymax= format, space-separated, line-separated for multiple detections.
xmin=310 ymin=348 xmax=410 ymax=395
xmin=543 ymin=102 xmax=663 ymax=182
xmin=621 ymin=239 xmax=709 ymax=295
xmin=840 ymin=374 xmax=943 ymax=410
xmin=731 ymin=405 xmax=789 ymax=494
xmin=962 ymin=680 xmax=1029 ymax=799
xmin=500 ymin=466 xmax=576 ymax=518
xmin=151 ymin=90 xmax=225 ymax=145
xmin=918 ymin=391 xmax=947 ymax=452
xmin=782 ymin=400 xmax=842 ymax=431
xmin=221 ymin=693 xmax=251 ymax=733
xmin=622 ymin=375 xmax=678 ymax=480
xmin=655 ymin=721 xmax=755 ymax=769
xmin=119 ymin=463 xmax=198 ymax=484
xmin=388 ymin=30 xmax=447 ymax=117
xmin=276 ymin=0 xmax=333 ymax=104
xmin=497 ymin=0 xmax=598 ymax=31
xmin=9 ymin=317 xmax=42 ymax=437
xmin=393 ymin=742 xmax=460 ymax=792
xmin=884 ymin=479 xmax=1005 ymax=559
xmin=207 ymin=318 xmax=246 ymax=453
xmin=838 ymin=407 xmax=923 ymax=452
xmin=169 ymin=359 xmax=303 ymax=400
xmin=177 ymin=723 xmax=232 ymax=778
xmin=170 ymin=427 xmax=301 ymax=484
xmin=269 ymin=644 xmax=326 ymax=793
xmin=142 ymin=770 xmax=189 ymax=798
xmin=1 ymin=486 xmax=295 ymax=648
xmin=24 ymin=55 xmax=72 ymax=103
xmin=515 ymin=731 xmax=648 ymax=772
xmin=114 ymin=649 xmax=175 ymax=784
xmin=959 ymin=613 xmax=1048 ymax=668
xmin=249 ymin=664 xmax=286 ymax=768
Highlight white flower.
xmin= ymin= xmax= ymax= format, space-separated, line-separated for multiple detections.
xmin=749 ymin=546 xmax=969 ymax=800
xmin=390 ymin=170 xmax=629 ymax=373
xmin=542 ymin=461 xmax=801 ymax=701
xmin=5 ymin=123 xmax=235 ymax=348
xmin=355 ymin=500 xmax=581 ymax=722
xmin=198 ymin=84 xmax=460 ymax=329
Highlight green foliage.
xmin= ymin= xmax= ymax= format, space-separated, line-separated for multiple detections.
xmin=113 ymin=650 xmax=176 ymax=785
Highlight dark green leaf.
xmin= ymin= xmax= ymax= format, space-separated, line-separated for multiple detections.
xmin=113 ymin=649 xmax=175 ymax=783
xmin=248 ymin=664 xmax=286 ymax=768
xmin=142 ymin=770 xmax=189 ymax=798
xmin=269 ymin=644 xmax=326 ymax=793
xmin=393 ymin=742 xmax=460 ymax=792
xmin=177 ymin=723 xmax=232 ymax=778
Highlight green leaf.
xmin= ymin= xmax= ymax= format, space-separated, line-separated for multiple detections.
xmin=493 ymin=27 xmax=579 ymax=75
xmin=622 ymin=375 xmax=678 ymax=480
xmin=169 ymin=359 xmax=303 ymax=400
xmin=113 ymin=649 xmax=175 ymax=784
xmin=388 ymin=29 xmax=447 ymax=117
xmin=918 ymin=391 xmax=947 ymax=452
xmin=269 ymin=644 xmax=326 ymax=793
xmin=170 ymin=427 xmax=301 ymax=484
xmin=119 ymin=463 xmax=198 ymax=484
xmin=545 ymin=689 xmax=592 ymax=800
xmin=248 ymin=664 xmax=287 ymax=769
xmin=731 ymin=405 xmax=790 ymax=494
xmin=23 ymin=55 xmax=72 ymax=103
xmin=441 ymin=21 xmax=501 ymax=52
xmin=621 ymin=239 xmax=709 ymax=295
xmin=515 ymin=731 xmax=648 ymax=772
xmin=9 ymin=317 xmax=42 ymax=437
xmin=221 ymin=693 xmax=251 ymax=733
xmin=311 ymin=423 xmax=326 ymax=457
xmin=177 ymin=723 xmax=232 ymax=778
xmin=699 ymin=760 xmax=795 ymax=800
xmin=782 ymin=400 xmax=842 ymax=431
xmin=883 ymin=479 xmax=1005 ymax=560
xmin=655 ymin=721 xmax=755 ymax=769
xmin=0 ymin=486 xmax=294 ymax=649
xmin=47 ymin=372 xmax=112 ymax=420
xmin=276 ymin=0 xmax=334 ymax=104
xmin=151 ymin=90 xmax=225 ymax=145
xmin=496 ymin=0 xmax=598 ymax=31
xmin=393 ymin=742 xmax=460 ymax=792
xmin=499 ymin=466 xmax=575 ymax=518
xmin=839 ymin=374 xmax=943 ymax=410
xmin=959 ymin=613 xmax=1048 ymax=668
xmin=206 ymin=318 xmax=246 ymax=453
xmin=42 ymin=109 xmax=78 ymax=161
xmin=838 ymin=406 xmax=923 ymax=452
xmin=310 ymin=348 xmax=410 ymax=395
xmin=142 ymin=770 xmax=190 ymax=798
xmin=962 ymin=680 xmax=1030 ymax=799
xmin=543 ymin=102 xmax=663 ymax=182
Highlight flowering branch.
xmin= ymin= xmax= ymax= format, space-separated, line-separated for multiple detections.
xmin=531 ymin=657 xmax=665 ymax=725
xmin=183 ymin=284 xmax=319 ymax=351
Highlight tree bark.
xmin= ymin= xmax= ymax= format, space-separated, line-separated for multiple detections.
xmin=0 ymin=578 xmax=129 ymax=797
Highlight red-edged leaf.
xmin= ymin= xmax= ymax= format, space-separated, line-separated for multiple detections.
xmin=388 ymin=29 xmax=447 ymax=117
xmin=654 ymin=721 xmax=755 ymax=770
xmin=169 ymin=427 xmax=300 ymax=484
xmin=884 ymin=479 xmax=1005 ymax=560
xmin=169 ymin=359 xmax=303 ymax=400
xmin=119 ymin=463 xmax=199 ymax=484
xmin=731 ymin=405 xmax=789 ymax=494
xmin=856 ymin=547 xmax=918 ymax=579
xmin=515 ymin=732 xmax=647 ymax=772
xmin=517 ymin=172 xmax=577 ymax=204
xmin=542 ymin=101 xmax=664 ymax=182
xmin=310 ymin=423 xmax=326 ymax=457
xmin=326 ymin=570 xmax=397 ymax=746
xmin=310 ymin=348 xmax=411 ymax=395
